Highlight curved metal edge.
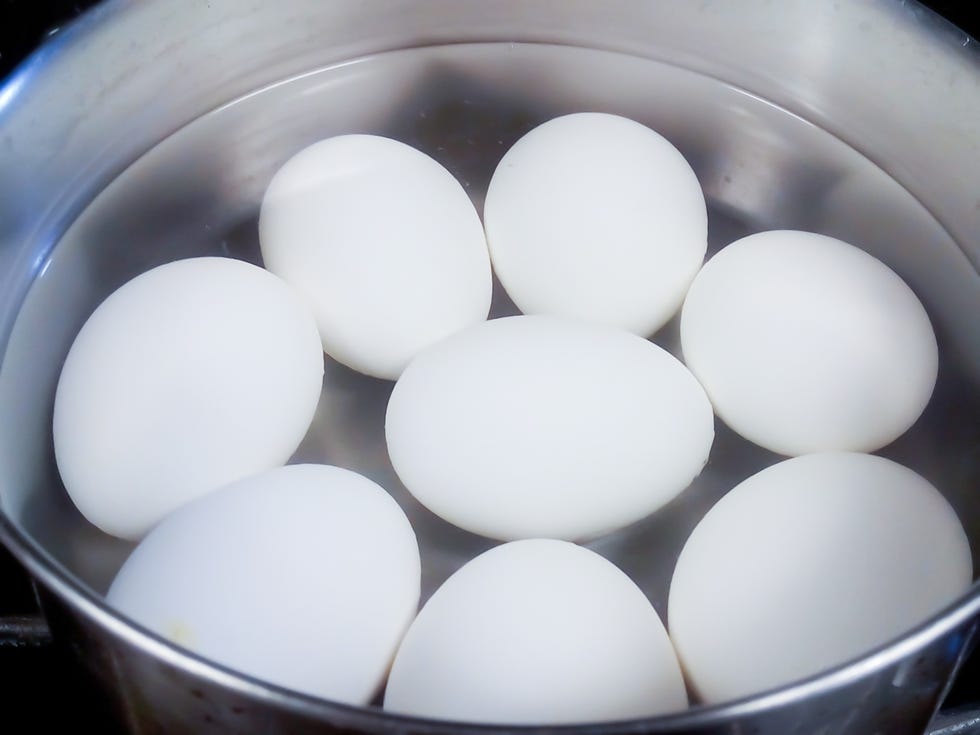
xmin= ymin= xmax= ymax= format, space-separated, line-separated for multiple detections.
xmin=928 ymin=706 xmax=980 ymax=735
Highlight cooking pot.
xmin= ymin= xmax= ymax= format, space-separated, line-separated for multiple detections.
xmin=0 ymin=1 xmax=978 ymax=733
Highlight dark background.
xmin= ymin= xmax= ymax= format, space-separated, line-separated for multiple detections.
xmin=0 ymin=1 xmax=978 ymax=733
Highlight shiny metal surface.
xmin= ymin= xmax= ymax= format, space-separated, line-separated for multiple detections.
xmin=0 ymin=1 xmax=978 ymax=734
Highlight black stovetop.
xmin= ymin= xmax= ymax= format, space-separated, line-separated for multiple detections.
xmin=1 ymin=2 xmax=978 ymax=733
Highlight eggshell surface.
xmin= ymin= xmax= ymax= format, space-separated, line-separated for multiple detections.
xmin=668 ymin=452 xmax=972 ymax=704
xmin=53 ymin=257 xmax=324 ymax=539
xmin=384 ymin=539 xmax=687 ymax=723
xmin=680 ymin=230 xmax=938 ymax=455
xmin=385 ymin=315 xmax=714 ymax=541
xmin=484 ymin=112 xmax=707 ymax=336
xmin=107 ymin=464 xmax=421 ymax=705
xmin=259 ymin=134 xmax=492 ymax=379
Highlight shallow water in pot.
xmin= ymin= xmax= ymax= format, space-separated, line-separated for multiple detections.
xmin=1 ymin=41 xmax=977 ymax=674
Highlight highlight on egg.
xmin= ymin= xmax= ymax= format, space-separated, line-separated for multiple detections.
xmin=384 ymin=538 xmax=688 ymax=724
xmin=484 ymin=112 xmax=707 ymax=337
xmin=259 ymin=134 xmax=493 ymax=380
xmin=667 ymin=452 xmax=972 ymax=704
xmin=385 ymin=314 xmax=714 ymax=541
xmin=107 ymin=464 xmax=421 ymax=706
xmin=53 ymin=257 xmax=325 ymax=539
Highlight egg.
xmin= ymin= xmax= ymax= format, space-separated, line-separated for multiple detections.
xmin=668 ymin=452 xmax=972 ymax=704
xmin=483 ymin=112 xmax=707 ymax=336
xmin=53 ymin=257 xmax=324 ymax=539
xmin=680 ymin=230 xmax=938 ymax=455
xmin=384 ymin=538 xmax=687 ymax=723
xmin=385 ymin=315 xmax=714 ymax=541
xmin=107 ymin=464 xmax=421 ymax=705
xmin=259 ymin=134 xmax=493 ymax=380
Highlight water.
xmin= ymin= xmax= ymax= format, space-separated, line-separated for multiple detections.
xmin=2 ymin=42 xmax=978 ymax=624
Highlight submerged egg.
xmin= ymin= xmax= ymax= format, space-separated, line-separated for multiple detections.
xmin=259 ymin=134 xmax=492 ymax=380
xmin=53 ymin=257 xmax=324 ymax=539
xmin=680 ymin=230 xmax=938 ymax=455
xmin=107 ymin=464 xmax=421 ymax=705
xmin=668 ymin=452 xmax=972 ymax=704
xmin=385 ymin=315 xmax=714 ymax=541
xmin=484 ymin=112 xmax=707 ymax=336
xmin=384 ymin=539 xmax=687 ymax=723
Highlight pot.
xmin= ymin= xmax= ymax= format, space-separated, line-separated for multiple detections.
xmin=0 ymin=1 xmax=978 ymax=733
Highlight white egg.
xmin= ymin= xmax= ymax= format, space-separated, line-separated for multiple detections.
xmin=484 ymin=112 xmax=707 ymax=336
xmin=107 ymin=464 xmax=421 ymax=705
xmin=680 ymin=230 xmax=938 ymax=455
xmin=385 ymin=315 xmax=713 ymax=541
xmin=384 ymin=539 xmax=687 ymax=723
xmin=259 ymin=134 xmax=492 ymax=380
xmin=53 ymin=257 xmax=324 ymax=539
xmin=668 ymin=452 xmax=972 ymax=704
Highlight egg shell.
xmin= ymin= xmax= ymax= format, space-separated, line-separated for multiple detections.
xmin=668 ymin=452 xmax=972 ymax=704
xmin=259 ymin=134 xmax=493 ymax=380
xmin=107 ymin=464 xmax=421 ymax=705
xmin=384 ymin=538 xmax=687 ymax=724
xmin=484 ymin=112 xmax=707 ymax=337
xmin=679 ymin=230 xmax=938 ymax=455
xmin=53 ymin=257 xmax=324 ymax=539
xmin=385 ymin=314 xmax=714 ymax=541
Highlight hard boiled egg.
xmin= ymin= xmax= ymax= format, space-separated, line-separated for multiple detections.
xmin=53 ymin=257 xmax=324 ymax=539
xmin=668 ymin=452 xmax=972 ymax=703
xmin=259 ymin=134 xmax=493 ymax=380
xmin=385 ymin=315 xmax=713 ymax=541
xmin=680 ymin=230 xmax=938 ymax=455
xmin=384 ymin=539 xmax=687 ymax=723
xmin=484 ymin=112 xmax=707 ymax=336
xmin=107 ymin=464 xmax=421 ymax=705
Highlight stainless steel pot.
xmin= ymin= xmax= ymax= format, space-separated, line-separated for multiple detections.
xmin=1 ymin=1 xmax=978 ymax=733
